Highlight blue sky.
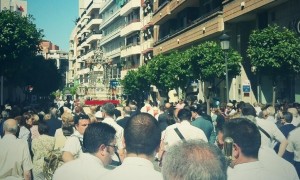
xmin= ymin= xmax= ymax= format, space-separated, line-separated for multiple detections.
xmin=27 ymin=0 xmax=78 ymax=51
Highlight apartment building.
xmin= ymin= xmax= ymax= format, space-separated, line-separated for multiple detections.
xmin=152 ymin=0 xmax=300 ymax=103
xmin=0 ymin=0 xmax=27 ymax=15
xmin=99 ymin=0 xmax=125 ymax=99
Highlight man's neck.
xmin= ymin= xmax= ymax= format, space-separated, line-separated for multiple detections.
xmin=126 ymin=153 xmax=153 ymax=161
xmin=232 ymin=156 xmax=258 ymax=167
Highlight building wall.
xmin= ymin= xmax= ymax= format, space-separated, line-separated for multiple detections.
xmin=0 ymin=0 xmax=27 ymax=16
xmin=150 ymin=0 xmax=300 ymax=104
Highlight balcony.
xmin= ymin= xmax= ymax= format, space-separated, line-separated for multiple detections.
xmin=143 ymin=13 xmax=153 ymax=25
xmin=77 ymin=68 xmax=90 ymax=75
xmin=100 ymin=9 xmax=121 ymax=30
xmin=120 ymin=20 xmax=142 ymax=37
xmin=100 ymin=28 xmax=121 ymax=45
xmin=152 ymin=0 xmax=199 ymax=25
xmin=105 ymin=47 xmax=121 ymax=59
xmin=223 ymin=0 xmax=286 ymax=22
xmin=82 ymin=49 xmax=95 ymax=61
xmin=153 ymin=10 xmax=223 ymax=55
xmin=86 ymin=31 xmax=102 ymax=44
xmin=120 ymin=0 xmax=140 ymax=16
xmin=121 ymin=44 xmax=141 ymax=57
xmin=86 ymin=18 xmax=102 ymax=30
xmin=142 ymin=40 xmax=154 ymax=52
xmin=86 ymin=1 xmax=101 ymax=16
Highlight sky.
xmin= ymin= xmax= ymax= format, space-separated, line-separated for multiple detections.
xmin=27 ymin=0 xmax=79 ymax=51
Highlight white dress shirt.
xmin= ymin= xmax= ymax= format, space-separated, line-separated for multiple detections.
xmin=287 ymin=127 xmax=300 ymax=162
xmin=163 ymin=120 xmax=207 ymax=151
xmin=102 ymin=157 xmax=163 ymax=180
xmin=53 ymin=153 xmax=109 ymax=180
xmin=227 ymin=161 xmax=284 ymax=180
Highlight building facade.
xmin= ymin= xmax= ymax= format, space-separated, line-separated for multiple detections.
xmin=0 ymin=0 xmax=27 ymax=15
xmin=152 ymin=0 xmax=300 ymax=104
xmin=68 ymin=0 xmax=300 ymax=104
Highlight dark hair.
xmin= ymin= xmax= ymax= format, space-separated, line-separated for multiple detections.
xmin=74 ymin=113 xmax=90 ymax=125
xmin=124 ymin=113 xmax=161 ymax=156
xmin=102 ymin=103 xmax=115 ymax=116
xmin=177 ymin=108 xmax=192 ymax=122
xmin=223 ymin=118 xmax=261 ymax=158
xmin=241 ymin=103 xmax=257 ymax=117
xmin=38 ymin=121 xmax=49 ymax=135
xmin=83 ymin=122 xmax=116 ymax=154
xmin=283 ymin=112 xmax=293 ymax=123
xmin=20 ymin=112 xmax=32 ymax=129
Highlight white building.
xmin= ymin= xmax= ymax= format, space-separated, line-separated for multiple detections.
xmin=0 ymin=0 xmax=27 ymax=15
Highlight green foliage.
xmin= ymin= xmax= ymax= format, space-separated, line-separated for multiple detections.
xmin=0 ymin=10 xmax=44 ymax=77
xmin=121 ymin=65 xmax=151 ymax=102
xmin=189 ymin=41 xmax=242 ymax=82
xmin=122 ymin=41 xmax=242 ymax=98
xmin=247 ymin=24 xmax=300 ymax=75
xmin=23 ymin=56 xmax=62 ymax=96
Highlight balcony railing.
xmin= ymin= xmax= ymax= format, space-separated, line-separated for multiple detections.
xmin=155 ymin=7 xmax=222 ymax=45
xmin=153 ymin=0 xmax=169 ymax=15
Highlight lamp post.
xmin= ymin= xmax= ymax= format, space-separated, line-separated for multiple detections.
xmin=219 ymin=33 xmax=230 ymax=104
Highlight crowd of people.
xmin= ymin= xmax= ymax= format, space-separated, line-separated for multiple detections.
xmin=0 ymin=99 xmax=300 ymax=180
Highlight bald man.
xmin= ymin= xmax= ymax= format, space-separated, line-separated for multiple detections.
xmin=0 ymin=119 xmax=33 ymax=180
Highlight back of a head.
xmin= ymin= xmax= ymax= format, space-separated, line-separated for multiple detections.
xmin=38 ymin=121 xmax=49 ymax=135
xmin=196 ymin=104 xmax=207 ymax=116
xmin=223 ymin=118 xmax=261 ymax=158
xmin=3 ymin=119 xmax=18 ymax=135
xmin=124 ymin=113 xmax=161 ymax=156
xmin=241 ymin=103 xmax=256 ymax=117
xmin=123 ymin=106 xmax=131 ymax=115
xmin=61 ymin=112 xmax=74 ymax=125
xmin=162 ymin=140 xmax=227 ymax=180
xmin=83 ymin=122 xmax=116 ymax=154
xmin=102 ymin=103 xmax=115 ymax=116
xmin=266 ymin=106 xmax=275 ymax=116
xmin=177 ymin=108 xmax=192 ymax=122
xmin=283 ymin=112 xmax=293 ymax=123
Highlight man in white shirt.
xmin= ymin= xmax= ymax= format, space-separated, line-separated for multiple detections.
xmin=53 ymin=122 xmax=116 ymax=180
xmin=101 ymin=103 xmax=125 ymax=164
xmin=286 ymin=127 xmax=300 ymax=177
xmin=162 ymin=140 xmax=227 ymax=180
xmin=102 ymin=113 xmax=163 ymax=180
xmin=0 ymin=119 xmax=33 ymax=180
xmin=62 ymin=113 xmax=91 ymax=162
xmin=223 ymin=118 xmax=286 ymax=180
xmin=162 ymin=108 xmax=207 ymax=151
xmin=256 ymin=110 xmax=288 ymax=157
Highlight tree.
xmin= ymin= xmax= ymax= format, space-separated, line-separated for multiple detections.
xmin=188 ymin=41 xmax=242 ymax=111
xmin=0 ymin=10 xmax=43 ymax=81
xmin=23 ymin=56 xmax=62 ymax=96
xmin=121 ymin=65 xmax=151 ymax=107
xmin=247 ymin=25 xmax=300 ymax=104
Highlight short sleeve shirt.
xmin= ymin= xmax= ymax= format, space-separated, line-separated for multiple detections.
xmin=62 ymin=130 xmax=83 ymax=158
xmin=287 ymin=128 xmax=300 ymax=162
xmin=0 ymin=134 xmax=33 ymax=179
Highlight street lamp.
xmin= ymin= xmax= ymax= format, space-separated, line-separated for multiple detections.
xmin=219 ymin=33 xmax=230 ymax=103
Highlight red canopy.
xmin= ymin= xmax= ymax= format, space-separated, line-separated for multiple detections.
xmin=85 ymin=100 xmax=120 ymax=106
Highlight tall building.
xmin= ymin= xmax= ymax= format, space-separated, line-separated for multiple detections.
xmin=151 ymin=0 xmax=300 ymax=103
xmin=0 ymin=0 xmax=27 ymax=15
xmin=68 ymin=0 xmax=300 ymax=103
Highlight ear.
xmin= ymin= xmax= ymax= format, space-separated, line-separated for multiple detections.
xmin=99 ymin=144 xmax=107 ymax=156
xmin=232 ymin=143 xmax=240 ymax=159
